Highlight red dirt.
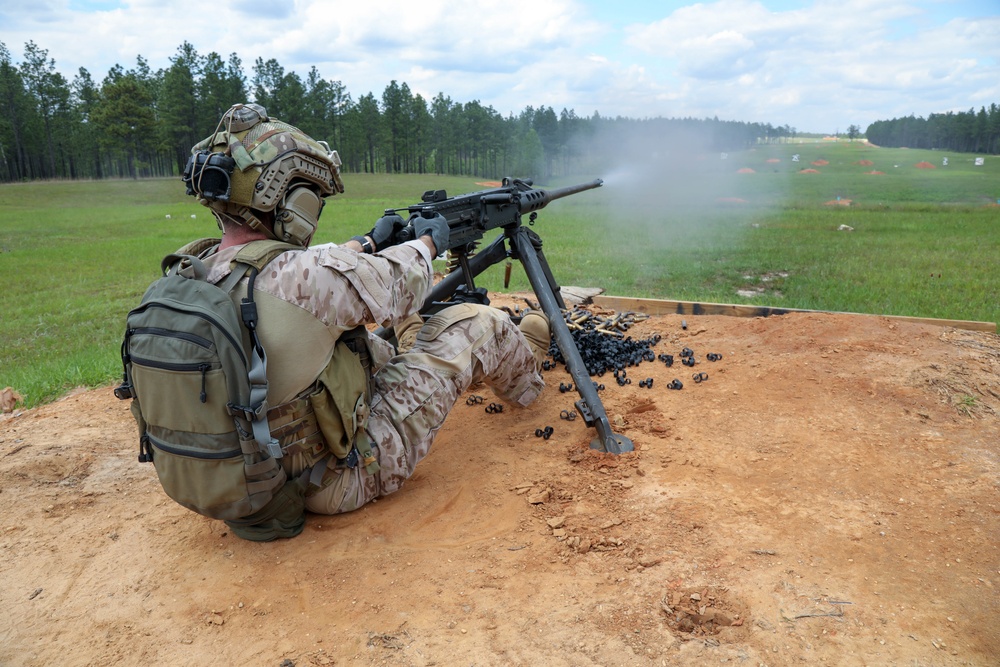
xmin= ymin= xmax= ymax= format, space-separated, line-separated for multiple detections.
xmin=2 ymin=299 xmax=999 ymax=666
xmin=1 ymin=387 xmax=22 ymax=413
xmin=737 ymin=168 xmax=755 ymax=174
xmin=866 ymin=171 xmax=886 ymax=175
xmin=799 ymin=169 xmax=820 ymax=174
xmin=916 ymin=162 xmax=936 ymax=169
xmin=811 ymin=160 xmax=829 ymax=166
xmin=857 ymin=160 xmax=874 ymax=166
xmin=824 ymin=199 xmax=852 ymax=206
xmin=766 ymin=159 xmax=781 ymax=163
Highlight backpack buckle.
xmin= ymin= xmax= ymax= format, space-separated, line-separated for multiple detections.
xmin=227 ymin=402 xmax=263 ymax=422
xmin=265 ymin=438 xmax=283 ymax=460
xmin=114 ymin=381 xmax=134 ymax=400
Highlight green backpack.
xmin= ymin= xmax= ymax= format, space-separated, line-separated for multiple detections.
xmin=116 ymin=241 xmax=304 ymax=540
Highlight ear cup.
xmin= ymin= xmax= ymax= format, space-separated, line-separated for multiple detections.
xmin=273 ymin=186 xmax=324 ymax=247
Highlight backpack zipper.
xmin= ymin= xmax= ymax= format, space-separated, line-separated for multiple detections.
xmin=127 ymin=355 xmax=218 ymax=404
xmin=131 ymin=326 xmax=213 ymax=349
xmin=147 ymin=433 xmax=242 ymax=460
xmin=123 ymin=303 xmax=247 ymax=407
xmin=128 ymin=355 xmax=218 ymax=373
xmin=199 ymin=364 xmax=210 ymax=403
xmin=129 ymin=302 xmax=248 ymax=368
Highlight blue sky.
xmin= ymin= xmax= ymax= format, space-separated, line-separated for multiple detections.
xmin=2 ymin=0 xmax=998 ymax=133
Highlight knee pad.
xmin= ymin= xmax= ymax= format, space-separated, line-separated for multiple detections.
xmin=415 ymin=303 xmax=491 ymax=343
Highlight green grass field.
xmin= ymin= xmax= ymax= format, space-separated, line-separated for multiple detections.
xmin=1 ymin=141 xmax=997 ymax=408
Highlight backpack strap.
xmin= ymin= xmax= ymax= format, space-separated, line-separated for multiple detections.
xmin=217 ymin=261 xmax=252 ymax=293
xmin=223 ymin=240 xmax=297 ymax=460
xmin=161 ymin=253 xmax=208 ymax=279
xmin=176 ymin=237 xmax=220 ymax=257
xmin=159 ymin=238 xmax=222 ymax=277
xmin=239 ymin=266 xmax=283 ymax=459
xmin=161 ymin=239 xmax=296 ymax=281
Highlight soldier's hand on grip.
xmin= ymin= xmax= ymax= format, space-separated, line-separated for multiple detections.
xmin=368 ymin=213 xmax=407 ymax=250
xmin=413 ymin=211 xmax=450 ymax=255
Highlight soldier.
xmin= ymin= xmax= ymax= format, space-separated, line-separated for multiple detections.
xmin=177 ymin=103 xmax=551 ymax=540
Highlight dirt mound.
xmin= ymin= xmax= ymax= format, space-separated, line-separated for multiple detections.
xmin=856 ymin=160 xmax=874 ymax=166
xmin=824 ymin=198 xmax=852 ymax=206
xmin=811 ymin=159 xmax=829 ymax=166
xmin=2 ymin=305 xmax=999 ymax=666
xmin=766 ymin=158 xmax=781 ymax=163
xmin=736 ymin=168 xmax=755 ymax=174
xmin=799 ymin=168 xmax=820 ymax=174
xmin=1 ymin=386 xmax=22 ymax=413
xmin=865 ymin=170 xmax=885 ymax=175
xmin=916 ymin=162 xmax=936 ymax=169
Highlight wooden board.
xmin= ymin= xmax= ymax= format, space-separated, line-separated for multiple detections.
xmin=590 ymin=295 xmax=997 ymax=333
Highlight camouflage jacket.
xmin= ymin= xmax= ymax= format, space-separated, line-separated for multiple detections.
xmin=199 ymin=239 xmax=433 ymax=406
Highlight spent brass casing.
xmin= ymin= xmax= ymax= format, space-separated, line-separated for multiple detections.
xmin=594 ymin=328 xmax=624 ymax=338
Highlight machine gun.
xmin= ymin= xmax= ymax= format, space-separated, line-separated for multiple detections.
xmin=379 ymin=177 xmax=632 ymax=455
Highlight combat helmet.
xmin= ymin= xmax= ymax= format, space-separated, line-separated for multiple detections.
xmin=182 ymin=103 xmax=345 ymax=247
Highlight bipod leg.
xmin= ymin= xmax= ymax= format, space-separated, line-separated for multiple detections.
xmin=508 ymin=227 xmax=633 ymax=455
xmin=520 ymin=228 xmax=566 ymax=310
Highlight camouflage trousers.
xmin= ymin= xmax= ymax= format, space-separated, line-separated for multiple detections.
xmin=305 ymin=303 xmax=544 ymax=515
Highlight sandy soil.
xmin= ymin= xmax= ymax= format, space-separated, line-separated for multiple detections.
xmin=2 ymin=298 xmax=998 ymax=667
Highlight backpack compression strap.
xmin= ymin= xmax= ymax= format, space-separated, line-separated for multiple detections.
xmin=218 ymin=240 xmax=298 ymax=460
xmin=239 ymin=267 xmax=283 ymax=459
xmin=229 ymin=240 xmax=299 ymax=459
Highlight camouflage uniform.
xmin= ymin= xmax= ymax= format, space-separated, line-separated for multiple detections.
xmin=200 ymin=238 xmax=544 ymax=515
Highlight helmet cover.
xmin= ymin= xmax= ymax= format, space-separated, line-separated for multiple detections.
xmin=183 ymin=103 xmax=345 ymax=245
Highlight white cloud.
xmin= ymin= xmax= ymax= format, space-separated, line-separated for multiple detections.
xmin=0 ymin=0 xmax=996 ymax=132
xmin=617 ymin=1 xmax=1000 ymax=130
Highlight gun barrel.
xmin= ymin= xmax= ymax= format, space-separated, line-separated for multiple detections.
xmin=547 ymin=178 xmax=604 ymax=198
xmin=518 ymin=178 xmax=603 ymax=214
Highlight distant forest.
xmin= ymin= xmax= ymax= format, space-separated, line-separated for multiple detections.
xmin=1 ymin=40 xmax=997 ymax=184
xmin=866 ymin=106 xmax=1000 ymax=154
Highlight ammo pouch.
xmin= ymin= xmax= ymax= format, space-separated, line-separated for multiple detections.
xmin=307 ymin=326 xmax=380 ymax=475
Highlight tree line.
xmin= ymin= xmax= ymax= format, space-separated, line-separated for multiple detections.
xmin=866 ymin=105 xmax=1000 ymax=154
xmin=2 ymin=40 xmax=907 ymax=184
